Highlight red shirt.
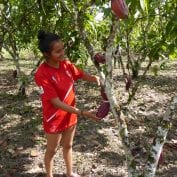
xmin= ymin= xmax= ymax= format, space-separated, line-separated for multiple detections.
xmin=35 ymin=59 xmax=83 ymax=133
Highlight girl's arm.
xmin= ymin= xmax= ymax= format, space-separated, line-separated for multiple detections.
xmin=82 ymin=72 xmax=100 ymax=86
xmin=50 ymin=97 xmax=99 ymax=121
xmin=51 ymin=97 xmax=80 ymax=114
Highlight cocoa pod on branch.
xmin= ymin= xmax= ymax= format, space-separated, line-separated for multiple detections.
xmin=96 ymin=101 xmax=110 ymax=119
xmin=124 ymin=73 xmax=132 ymax=91
xmin=157 ymin=150 xmax=164 ymax=167
xmin=100 ymin=86 xmax=108 ymax=101
xmin=111 ymin=0 xmax=129 ymax=19
xmin=125 ymin=77 xmax=132 ymax=91
xmin=13 ymin=70 xmax=17 ymax=78
xmin=93 ymin=52 xmax=106 ymax=64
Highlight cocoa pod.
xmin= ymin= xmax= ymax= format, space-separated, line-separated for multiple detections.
xmin=124 ymin=73 xmax=132 ymax=91
xmin=96 ymin=101 xmax=110 ymax=119
xmin=158 ymin=151 xmax=164 ymax=167
xmin=111 ymin=0 xmax=129 ymax=19
xmin=125 ymin=77 xmax=132 ymax=91
xmin=93 ymin=53 xmax=106 ymax=64
xmin=100 ymin=86 xmax=108 ymax=100
xmin=13 ymin=70 xmax=17 ymax=78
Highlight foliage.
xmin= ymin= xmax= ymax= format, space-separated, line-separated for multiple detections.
xmin=1 ymin=0 xmax=176 ymax=67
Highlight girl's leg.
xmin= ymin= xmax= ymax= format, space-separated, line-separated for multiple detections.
xmin=61 ymin=125 xmax=76 ymax=177
xmin=45 ymin=133 xmax=62 ymax=177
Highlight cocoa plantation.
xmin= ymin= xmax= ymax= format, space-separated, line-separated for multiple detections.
xmin=0 ymin=0 xmax=177 ymax=177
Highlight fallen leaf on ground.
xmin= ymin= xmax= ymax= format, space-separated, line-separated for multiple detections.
xmin=30 ymin=149 xmax=38 ymax=157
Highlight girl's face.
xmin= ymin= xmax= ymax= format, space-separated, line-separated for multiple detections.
xmin=48 ymin=40 xmax=65 ymax=62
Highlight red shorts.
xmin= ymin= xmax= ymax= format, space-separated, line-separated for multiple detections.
xmin=43 ymin=112 xmax=78 ymax=133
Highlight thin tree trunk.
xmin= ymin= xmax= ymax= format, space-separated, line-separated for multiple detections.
xmin=144 ymin=95 xmax=177 ymax=177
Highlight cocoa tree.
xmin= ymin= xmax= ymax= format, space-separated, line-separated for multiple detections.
xmin=0 ymin=0 xmax=87 ymax=96
xmin=0 ymin=1 xmax=42 ymax=96
xmin=70 ymin=0 xmax=177 ymax=176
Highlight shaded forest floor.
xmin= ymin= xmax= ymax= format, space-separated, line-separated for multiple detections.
xmin=0 ymin=58 xmax=177 ymax=177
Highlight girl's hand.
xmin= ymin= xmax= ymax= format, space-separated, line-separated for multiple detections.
xmin=81 ymin=72 xmax=101 ymax=86
xmin=82 ymin=111 xmax=100 ymax=121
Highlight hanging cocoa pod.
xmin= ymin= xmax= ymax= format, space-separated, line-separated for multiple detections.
xmin=111 ymin=0 xmax=129 ymax=19
xmin=100 ymin=86 xmax=108 ymax=101
xmin=13 ymin=70 xmax=17 ymax=78
xmin=158 ymin=150 xmax=164 ymax=167
xmin=125 ymin=74 xmax=132 ymax=91
xmin=96 ymin=101 xmax=110 ymax=119
xmin=93 ymin=53 xmax=106 ymax=64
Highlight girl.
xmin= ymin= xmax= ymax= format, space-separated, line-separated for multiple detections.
xmin=34 ymin=30 xmax=100 ymax=177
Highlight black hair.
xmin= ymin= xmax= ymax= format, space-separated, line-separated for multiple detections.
xmin=37 ymin=30 xmax=60 ymax=53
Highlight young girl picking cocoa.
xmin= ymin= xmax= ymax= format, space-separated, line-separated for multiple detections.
xmin=35 ymin=30 xmax=100 ymax=177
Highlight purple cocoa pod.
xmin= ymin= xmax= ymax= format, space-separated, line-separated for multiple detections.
xmin=93 ymin=53 xmax=106 ymax=64
xmin=100 ymin=86 xmax=108 ymax=100
xmin=13 ymin=70 xmax=17 ymax=78
xmin=96 ymin=101 xmax=110 ymax=119
xmin=111 ymin=0 xmax=129 ymax=19
xmin=125 ymin=76 xmax=132 ymax=91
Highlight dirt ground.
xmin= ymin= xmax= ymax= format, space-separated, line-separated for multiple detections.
xmin=0 ymin=58 xmax=177 ymax=177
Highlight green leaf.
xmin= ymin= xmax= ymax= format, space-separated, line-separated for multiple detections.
xmin=140 ymin=0 xmax=149 ymax=13
xmin=169 ymin=52 xmax=177 ymax=60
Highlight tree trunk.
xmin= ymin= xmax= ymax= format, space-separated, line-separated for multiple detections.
xmin=144 ymin=95 xmax=177 ymax=177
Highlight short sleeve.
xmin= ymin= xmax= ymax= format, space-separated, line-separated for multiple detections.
xmin=35 ymin=74 xmax=58 ymax=101
xmin=66 ymin=60 xmax=84 ymax=81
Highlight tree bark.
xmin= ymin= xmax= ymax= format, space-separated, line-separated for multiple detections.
xmin=144 ymin=95 xmax=177 ymax=177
